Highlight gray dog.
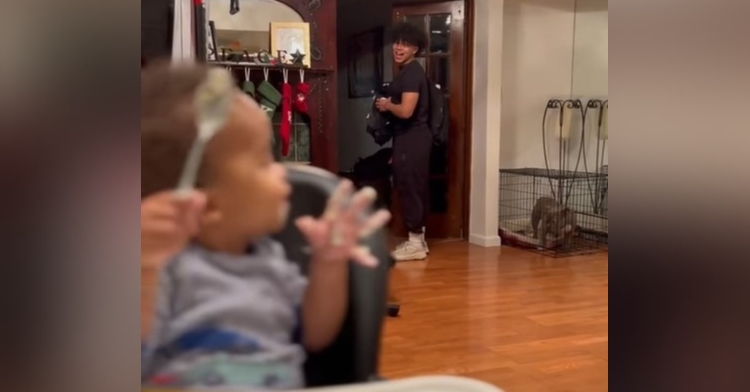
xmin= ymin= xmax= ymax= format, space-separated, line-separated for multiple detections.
xmin=531 ymin=197 xmax=577 ymax=248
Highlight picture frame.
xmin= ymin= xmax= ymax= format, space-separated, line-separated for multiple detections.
xmin=270 ymin=22 xmax=311 ymax=67
xmin=347 ymin=27 xmax=384 ymax=98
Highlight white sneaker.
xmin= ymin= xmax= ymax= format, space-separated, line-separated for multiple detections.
xmin=421 ymin=227 xmax=430 ymax=254
xmin=392 ymin=241 xmax=428 ymax=261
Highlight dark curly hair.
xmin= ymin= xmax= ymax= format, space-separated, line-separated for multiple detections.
xmin=390 ymin=21 xmax=428 ymax=54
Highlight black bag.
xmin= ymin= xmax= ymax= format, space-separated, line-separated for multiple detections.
xmin=426 ymin=78 xmax=448 ymax=146
xmin=365 ymin=95 xmax=394 ymax=146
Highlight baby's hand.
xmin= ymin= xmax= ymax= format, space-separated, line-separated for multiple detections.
xmin=295 ymin=180 xmax=391 ymax=268
xmin=141 ymin=191 xmax=207 ymax=269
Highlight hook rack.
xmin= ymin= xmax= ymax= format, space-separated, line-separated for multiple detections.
xmin=208 ymin=60 xmax=333 ymax=74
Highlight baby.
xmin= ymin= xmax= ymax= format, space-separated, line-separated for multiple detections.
xmin=140 ymin=63 xmax=390 ymax=389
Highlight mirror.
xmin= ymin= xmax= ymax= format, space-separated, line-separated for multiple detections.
xmin=207 ymin=0 xmax=304 ymax=53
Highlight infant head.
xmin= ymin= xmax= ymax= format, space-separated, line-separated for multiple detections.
xmin=141 ymin=62 xmax=291 ymax=253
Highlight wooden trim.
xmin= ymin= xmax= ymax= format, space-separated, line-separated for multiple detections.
xmin=448 ymin=0 xmax=466 ymax=238
xmin=462 ymin=0 xmax=474 ymax=239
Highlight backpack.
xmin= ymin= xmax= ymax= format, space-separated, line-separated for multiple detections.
xmin=426 ymin=78 xmax=448 ymax=146
xmin=365 ymin=95 xmax=394 ymax=146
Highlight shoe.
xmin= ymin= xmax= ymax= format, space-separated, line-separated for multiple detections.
xmin=392 ymin=241 xmax=428 ymax=261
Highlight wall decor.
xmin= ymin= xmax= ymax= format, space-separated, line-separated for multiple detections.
xmin=270 ymin=22 xmax=311 ymax=67
xmin=347 ymin=27 xmax=384 ymax=98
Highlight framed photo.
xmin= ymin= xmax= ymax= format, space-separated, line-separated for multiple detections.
xmin=347 ymin=27 xmax=384 ymax=98
xmin=270 ymin=22 xmax=311 ymax=67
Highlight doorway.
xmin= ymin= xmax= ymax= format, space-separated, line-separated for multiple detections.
xmin=391 ymin=0 xmax=473 ymax=239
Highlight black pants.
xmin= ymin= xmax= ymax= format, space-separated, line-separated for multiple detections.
xmin=392 ymin=126 xmax=432 ymax=234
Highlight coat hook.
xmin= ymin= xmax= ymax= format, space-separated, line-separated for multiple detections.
xmin=263 ymin=67 xmax=269 ymax=81
xmin=299 ymin=69 xmax=305 ymax=83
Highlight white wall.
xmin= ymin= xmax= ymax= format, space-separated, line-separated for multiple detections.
xmin=336 ymin=0 xmax=394 ymax=172
xmin=500 ymin=0 xmax=577 ymax=170
xmin=572 ymin=0 xmax=608 ymax=98
xmin=573 ymin=0 xmax=609 ymax=172
xmin=500 ymin=0 xmax=608 ymax=172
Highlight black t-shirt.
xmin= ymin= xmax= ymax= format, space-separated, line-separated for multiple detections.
xmin=387 ymin=60 xmax=430 ymax=134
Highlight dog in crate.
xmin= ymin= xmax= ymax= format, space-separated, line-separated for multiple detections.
xmin=531 ymin=196 xmax=577 ymax=249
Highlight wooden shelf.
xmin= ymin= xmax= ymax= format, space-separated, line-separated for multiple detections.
xmin=207 ymin=61 xmax=334 ymax=74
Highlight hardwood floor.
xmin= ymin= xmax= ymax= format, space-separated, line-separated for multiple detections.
xmin=381 ymin=242 xmax=608 ymax=392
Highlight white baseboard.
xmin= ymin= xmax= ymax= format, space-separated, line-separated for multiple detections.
xmin=469 ymin=233 xmax=502 ymax=248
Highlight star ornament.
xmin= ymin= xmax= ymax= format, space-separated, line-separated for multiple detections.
xmin=291 ymin=49 xmax=307 ymax=66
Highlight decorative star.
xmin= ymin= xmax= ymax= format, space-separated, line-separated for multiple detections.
xmin=291 ymin=49 xmax=306 ymax=65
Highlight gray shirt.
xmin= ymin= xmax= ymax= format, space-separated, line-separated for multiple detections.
xmin=142 ymin=238 xmax=308 ymax=389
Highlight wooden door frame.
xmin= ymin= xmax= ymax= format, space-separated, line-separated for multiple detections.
xmin=391 ymin=0 xmax=474 ymax=239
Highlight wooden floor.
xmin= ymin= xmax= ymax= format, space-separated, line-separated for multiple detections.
xmin=381 ymin=242 xmax=608 ymax=392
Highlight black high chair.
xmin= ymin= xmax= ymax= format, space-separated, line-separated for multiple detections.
xmin=272 ymin=165 xmax=391 ymax=387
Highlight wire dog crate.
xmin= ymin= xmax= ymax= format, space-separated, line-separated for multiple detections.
xmin=499 ymin=168 xmax=608 ymax=257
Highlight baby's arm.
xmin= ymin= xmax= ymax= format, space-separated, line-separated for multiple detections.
xmin=301 ymin=259 xmax=349 ymax=352
xmin=294 ymin=181 xmax=389 ymax=352
xmin=141 ymin=191 xmax=205 ymax=337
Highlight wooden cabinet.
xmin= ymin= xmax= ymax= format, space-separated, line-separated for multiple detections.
xmin=272 ymin=0 xmax=339 ymax=173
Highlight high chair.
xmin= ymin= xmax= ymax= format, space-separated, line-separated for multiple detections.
xmin=273 ymin=164 xmax=392 ymax=387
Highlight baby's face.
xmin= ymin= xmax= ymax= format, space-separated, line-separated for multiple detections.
xmin=200 ymin=93 xmax=291 ymax=250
